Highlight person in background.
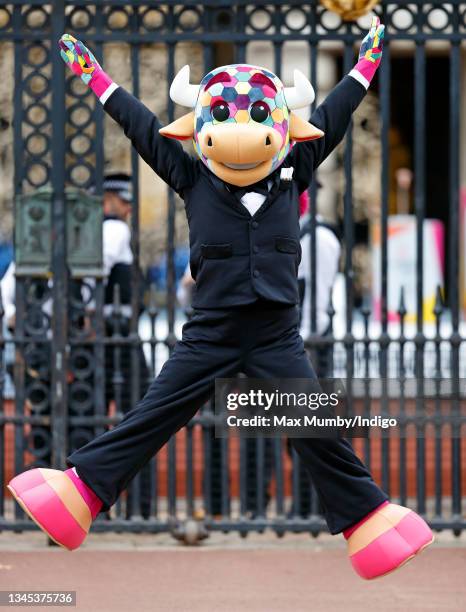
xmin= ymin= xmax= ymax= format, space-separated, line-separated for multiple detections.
xmin=298 ymin=189 xmax=341 ymax=351
xmin=100 ymin=173 xmax=134 ymax=308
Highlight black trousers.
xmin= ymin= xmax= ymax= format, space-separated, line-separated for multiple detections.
xmin=103 ymin=318 xmax=152 ymax=518
xmin=68 ymin=302 xmax=387 ymax=534
xmin=289 ymin=326 xmax=335 ymax=517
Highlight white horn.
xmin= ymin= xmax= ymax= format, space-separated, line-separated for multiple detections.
xmin=169 ymin=65 xmax=200 ymax=108
xmin=284 ymin=69 xmax=315 ymax=110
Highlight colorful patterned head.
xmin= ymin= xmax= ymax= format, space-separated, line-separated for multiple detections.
xmin=160 ymin=64 xmax=324 ymax=187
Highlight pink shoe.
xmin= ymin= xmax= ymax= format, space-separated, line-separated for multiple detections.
xmin=7 ymin=468 xmax=102 ymax=550
xmin=344 ymin=502 xmax=434 ymax=579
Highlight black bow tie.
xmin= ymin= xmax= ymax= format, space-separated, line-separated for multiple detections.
xmin=228 ymin=178 xmax=270 ymax=200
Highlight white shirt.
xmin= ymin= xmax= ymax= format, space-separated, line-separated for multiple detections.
xmin=298 ymin=224 xmax=341 ymax=337
xmin=102 ymin=218 xmax=133 ymax=276
xmin=240 ymin=191 xmax=267 ymax=216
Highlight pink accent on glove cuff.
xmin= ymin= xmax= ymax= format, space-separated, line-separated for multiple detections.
xmin=89 ymin=69 xmax=114 ymax=100
xmin=343 ymin=500 xmax=390 ymax=540
xmin=65 ymin=468 xmax=102 ymax=519
xmin=352 ymin=58 xmax=379 ymax=87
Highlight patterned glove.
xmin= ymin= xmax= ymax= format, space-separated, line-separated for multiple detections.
xmin=350 ymin=16 xmax=385 ymax=89
xmin=59 ymin=34 xmax=116 ymax=102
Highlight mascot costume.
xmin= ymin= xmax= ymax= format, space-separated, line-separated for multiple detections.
xmin=8 ymin=18 xmax=434 ymax=579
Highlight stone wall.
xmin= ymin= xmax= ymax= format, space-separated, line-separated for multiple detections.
xmin=0 ymin=42 xmax=14 ymax=243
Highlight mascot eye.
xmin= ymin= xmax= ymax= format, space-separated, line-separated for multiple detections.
xmin=250 ymin=101 xmax=270 ymax=123
xmin=211 ymin=102 xmax=230 ymax=122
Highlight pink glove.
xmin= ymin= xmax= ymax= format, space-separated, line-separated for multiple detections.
xmin=350 ymin=16 xmax=385 ymax=89
xmin=59 ymin=33 xmax=115 ymax=101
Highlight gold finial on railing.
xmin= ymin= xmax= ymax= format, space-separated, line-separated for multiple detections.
xmin=320 ymin=0 xmax=380 ymax=22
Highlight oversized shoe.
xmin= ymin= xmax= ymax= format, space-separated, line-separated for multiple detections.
xmin=7 ymin=468 xmax=101 ymax=550
xmin=345 ymin=502 xmax=434 ymax=579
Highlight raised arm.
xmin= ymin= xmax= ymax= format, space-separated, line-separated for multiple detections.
xmin=59 ymin=34 xmax=197 ymax=196
xmin=292 ymin=17 xmax=385 ymax=189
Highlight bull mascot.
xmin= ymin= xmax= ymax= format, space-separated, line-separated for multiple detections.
xmin=8 ymin=18 xmax=434 ymax=579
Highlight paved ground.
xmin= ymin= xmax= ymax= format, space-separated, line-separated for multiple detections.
xmin=0 ymin=532 xmax=465 ymax=611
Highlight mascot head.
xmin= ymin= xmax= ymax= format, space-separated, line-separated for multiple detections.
xmin=159 ymin=64 xmax=324 ymax=187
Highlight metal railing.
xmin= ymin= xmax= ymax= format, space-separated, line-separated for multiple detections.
xmin=0 ymin=1 xmax=464 ymax=540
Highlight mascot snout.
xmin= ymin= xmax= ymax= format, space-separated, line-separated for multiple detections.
xmin=199 ymin=123 xmax=281 ymax=186
xmin=200 ymin=123 xmax=282 ymax=164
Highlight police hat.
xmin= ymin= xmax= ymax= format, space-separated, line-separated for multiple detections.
xmin=89 ymin=172 xmax=133 ymax=204
xmin=101 ymin=172 xmax=133 ymax=203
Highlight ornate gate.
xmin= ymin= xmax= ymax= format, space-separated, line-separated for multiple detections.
xmin=0 ymin=1 xmax=464 ymax=538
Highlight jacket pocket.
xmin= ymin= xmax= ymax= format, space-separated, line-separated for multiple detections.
xmin=201 ymin=243 xmax=233 ymax=259
xmin=275 ymin=236 xmax=298 ymax=255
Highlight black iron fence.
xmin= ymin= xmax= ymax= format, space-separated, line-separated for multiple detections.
xmin=0 ymin=1 xmax=464 ymax=540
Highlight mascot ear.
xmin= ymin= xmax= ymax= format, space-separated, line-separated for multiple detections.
xmin=289 ymin=112 xmax=324 ymax=142
xmin=159 ymin=112 xmax=195 ymax=141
